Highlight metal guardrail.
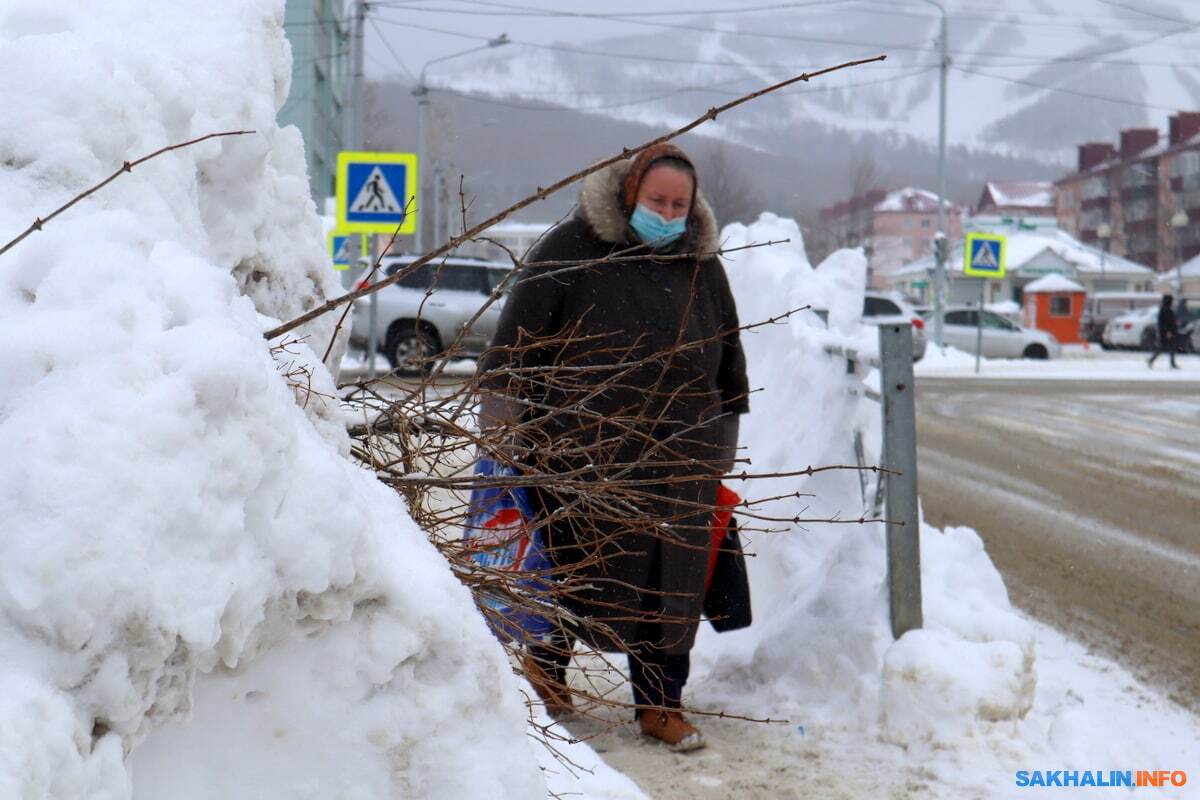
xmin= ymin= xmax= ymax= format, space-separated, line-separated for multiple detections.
xmin=822 ymin=314 xmax=923 ymax=639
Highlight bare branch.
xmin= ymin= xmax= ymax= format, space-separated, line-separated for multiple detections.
xmin=0 ymin=130 xmax=255 ymax=258
xmin=262 ymin=54 xmax=886 ymax=341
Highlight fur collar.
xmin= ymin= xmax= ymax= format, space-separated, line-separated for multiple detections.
xmin=577 ymin=158 xmax=720 ymax=254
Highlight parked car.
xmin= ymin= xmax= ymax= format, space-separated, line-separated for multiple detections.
xmin=350 ymin=255 xmax=513 ymax=372
xmin=862 ymin=291 xmax=927 ymax=361
xmin=1103 ymin=300 xmax=1200 ymax=352
xmin=1080 ymin=292 xmax=1160 ymax=345
xmin=925 ymin=306 xmax=1061 ymax=359
xmin=1102 ymin=307 xmax=1158 ymax=350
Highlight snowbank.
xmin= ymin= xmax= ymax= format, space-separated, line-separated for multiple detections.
xmin=704 ymin=214 xmax=1035 ymax=740
xmin=693 ymin=213 xmax=1199 ymax=795
xmin=0 ymin=3 xmax=547 ymax=797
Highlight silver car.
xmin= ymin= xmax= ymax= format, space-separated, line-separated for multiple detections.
xmin=350 ymin=256 xmax=513 ymax=372
xmin=929 ymin=306 xmax=1061 ymax=359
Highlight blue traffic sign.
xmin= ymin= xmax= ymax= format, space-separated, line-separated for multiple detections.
xmin=328 ymin=231 xmax=366 ymax=270
xmin=963 ymin=232 xmax=1007 ymax=279
xmin=336 ymin=152 xmax=418 ymax=235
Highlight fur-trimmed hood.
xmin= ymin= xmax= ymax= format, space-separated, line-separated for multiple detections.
xmin=576 ymin=158 xmax=720 ymax=253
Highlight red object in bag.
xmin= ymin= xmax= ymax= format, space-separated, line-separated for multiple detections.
xmin=706 ymin=485 xmax=740 ymax=591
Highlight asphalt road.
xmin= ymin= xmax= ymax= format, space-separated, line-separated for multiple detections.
xmin=916 ymin=377 xmax=1200 ymax=712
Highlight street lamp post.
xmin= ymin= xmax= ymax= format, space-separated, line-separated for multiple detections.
xmin=1171 ymin=210 xmax=1189 ymax=295
xmin=413 ymin=34 xmax=509 ymax=254
xmin=917 ymin=0 xmax=949 ymax=348
xmin=1096 ymin=222 xmax=1111 ymax=284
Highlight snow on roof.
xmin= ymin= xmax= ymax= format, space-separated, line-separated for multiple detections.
xmin=985 ymin=181 xmax=1054 ymax=209
xmin=890 ymin=227 xmax=1154 ymax=278
xmin=874 ymin=187 xmax=955 ymax=213
xmin=1178 ymin=253 xmax=1200 ymax=277
xmin=1024 ymin=273 xmax=1085 ymax=293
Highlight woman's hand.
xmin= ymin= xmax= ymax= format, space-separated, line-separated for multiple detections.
xmin=477 ymin=393 xmax=525 ymax=465
xmin=714 ymin=414 xmax=740 ymax=477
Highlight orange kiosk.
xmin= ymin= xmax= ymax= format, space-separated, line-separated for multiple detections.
xmin=1022 ymin=274 xmax=1086 ymax=344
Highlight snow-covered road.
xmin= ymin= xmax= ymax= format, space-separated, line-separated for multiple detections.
xmin=916 ymin=377 xmax=1200 ymax=712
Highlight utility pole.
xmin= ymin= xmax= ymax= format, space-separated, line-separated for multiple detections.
xmin=413 ymin=34 xmax=509 ymax=256
xmin=350 ymin=0 xmax=366 ymax=151
xmin=920 ymin=0 xmax=949 ymax=349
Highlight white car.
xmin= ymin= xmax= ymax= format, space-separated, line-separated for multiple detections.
xmin=926 ymin=306 xmax=1061 ymax=359
xmin=1102 ymin=307 xmax=1159 ymax=350
xmin=862 ymin=291 xmax=927 ymax=361
xmin=1103 ymin=303 xmax=1200 ymax=352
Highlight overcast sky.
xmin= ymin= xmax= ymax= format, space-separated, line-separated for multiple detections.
xmin=360 ymin=0 xmax=1194 ymax=84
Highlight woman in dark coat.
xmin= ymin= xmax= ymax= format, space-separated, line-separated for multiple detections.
xmin=478 ymin=144 xmax=750 ymax=751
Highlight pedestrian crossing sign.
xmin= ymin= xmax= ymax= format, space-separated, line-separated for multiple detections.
xmin=336 ymin=151 xmax=418 ymax=235
xmin=963 ymin=232 xmax=1007 ymax=279
xmin=328 ymin=230 xmax=366 ymax=271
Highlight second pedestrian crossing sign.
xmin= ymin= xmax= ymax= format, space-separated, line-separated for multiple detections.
xmin=328 ymin=230 xmax=367 ymax=270
xmin=336 ymin=151 xmax=418 ymax=235
xmin=963 ymin=232 xmax=1007 ymax=279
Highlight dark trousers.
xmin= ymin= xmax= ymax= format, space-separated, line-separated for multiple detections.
xmin=528 ymin=633 xmax=691 ymax=712
xmin=527 ymin=534 xmax=691 ymax=713
xmin=1149 ymin=334 xmax=1178 ymax=367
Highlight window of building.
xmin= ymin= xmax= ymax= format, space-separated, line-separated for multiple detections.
xmin=921 ymin=219 xmax=931 ymax=228
xmin=1049 ymin=296 xmax=1072 ymax=317
xmin=904 ymin=219 xmax=913 ymax=229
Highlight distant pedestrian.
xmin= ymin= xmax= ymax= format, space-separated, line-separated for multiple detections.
xmin=1147 ymin=294 xmax=1180 ymax=369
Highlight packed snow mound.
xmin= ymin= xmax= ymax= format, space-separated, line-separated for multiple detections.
xmin=0 ymin=2 xmax=543 ymax=797
xmin=694 ymin=213 xmax=1036 ymax=743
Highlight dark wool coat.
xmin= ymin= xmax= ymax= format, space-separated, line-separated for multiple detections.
xmin=479 ymin=159 xmax=750 ymax=655
xmin=1157 ymin=302 xmax=1178 ymax=340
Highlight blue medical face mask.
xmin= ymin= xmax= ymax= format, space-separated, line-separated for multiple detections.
xmin=630 ymin=204 xmax=687 ymax=248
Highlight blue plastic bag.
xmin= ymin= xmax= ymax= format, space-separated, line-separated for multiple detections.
xmin=462 ymin=458 xmax=555 ymax=643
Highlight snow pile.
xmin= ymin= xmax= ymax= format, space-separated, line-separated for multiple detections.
xmin=0 ymin=2 xmax=548 ymax=797
xmin=701 ymin=213 xmax=1036 ymax=739
xmin=697 ymin=212 xmax=1199 ymax=794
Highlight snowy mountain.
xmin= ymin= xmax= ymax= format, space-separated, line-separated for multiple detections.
xmin=437 ymin=2 xmax=1200 ymax=166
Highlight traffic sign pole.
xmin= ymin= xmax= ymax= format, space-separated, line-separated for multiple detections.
xmin=975 ymin=279 xmax=985 ymax=375
xmin=963 ymin=232 xmax=1007 ymax=375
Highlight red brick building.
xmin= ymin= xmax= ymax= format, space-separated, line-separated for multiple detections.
xmin=1055 ymin=112 xmax=1200 ymax=272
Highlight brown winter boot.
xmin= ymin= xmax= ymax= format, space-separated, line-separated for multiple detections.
xmin=522 ymin=651 xmax=574 ymax=719
xmin=637 ymin=709 xmax=707 ymax=752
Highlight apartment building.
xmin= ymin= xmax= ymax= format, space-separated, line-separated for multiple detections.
xmin=279 ymin=0 xmax=351 ymax=202
xmin=815 ymin=187 xmax=963 ymax=287
xmin=1054 ymin=112 xmax=1200 ymax=273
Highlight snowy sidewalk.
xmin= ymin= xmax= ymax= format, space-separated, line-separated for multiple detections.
xmin=916 ymin=345 xmax=1200 ymax=381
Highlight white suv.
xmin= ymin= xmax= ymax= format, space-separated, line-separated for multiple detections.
xmin=862 ymin=291 xmax=927 ymax=361
xmin=350 ymin=256 xmax=512 ymax=372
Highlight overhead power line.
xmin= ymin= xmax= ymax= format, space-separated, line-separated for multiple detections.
xmin=403 ymin=64 xmax=937 ymax=113
xmin=369 ymin=1 xmax=940 ymax=54
xmin=369 ymin=0 xmax=864 ymax=17
xmin=954 ymin=64 xmax=1184 ymax=113
xmin=369 ymin=15 xmax=929 ymax=71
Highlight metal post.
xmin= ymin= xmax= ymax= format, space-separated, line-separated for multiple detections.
xmin=414 ymin=87 xmax=428 ymax=254
xmin=350 ymin=0 xmax=366 ymax=150
xmin=412 ymin=37 xmax=508 ymax=257
xmin=367 ymin=293 xmax=379 ymax=379
xmin=879 ymin=323 xmax=923 ymax=639
xmin=920 ymin=0 xmax=949 ymax=350
xmin=974 ymin=280 xmax=985 ymax=374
